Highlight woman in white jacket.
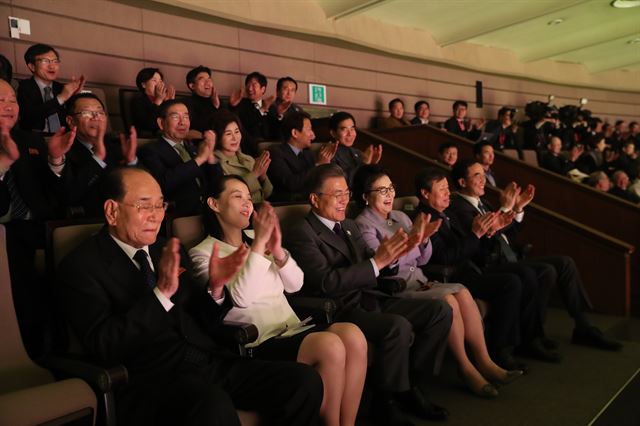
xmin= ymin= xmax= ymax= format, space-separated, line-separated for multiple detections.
xmin=189 ymin=175 xmax=366 ymax=426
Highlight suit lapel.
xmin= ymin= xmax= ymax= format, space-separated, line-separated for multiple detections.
xmin=306 ymin=213 xmax=353 ymax=260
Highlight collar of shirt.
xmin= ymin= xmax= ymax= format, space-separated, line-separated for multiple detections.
xmin=78 ymin=139 xmax=94 ymax=154
xmin=34 ymin=76 xmax=52 ymax=94
xmin=313 ymin=211 xmax=338 ymax=232
xmin=109 ymin=233 xmax=154 ymax=271
xmin=420 ymin=118 xmax=429 ymax=124
xmin=287 ymin=143 xmax=302 ymax=156
xmin=162 ymin=135 xmax=183 ymax=149
xmin=253 ymin=99 xmax=263 ymax=109
xmin=457 ymin=192 xmax=482 ymax=212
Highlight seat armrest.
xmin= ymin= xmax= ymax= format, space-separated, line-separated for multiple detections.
xmin=287 ymin=296 xmax=337 ymax=325
xmin=220 ymin=320 xmax=259 ymax=346
xmin=377 ymin=277 xmax=407 ymax=295
xmin=421 ymin=264 xmax=456 ymax=283
xmin=40 ymin=355 xmax=128 ymax=393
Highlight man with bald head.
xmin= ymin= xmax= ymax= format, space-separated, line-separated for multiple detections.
xmin=59 ymin=167 xmax=323 ymax=426
xmin=539 ymin=136 xmax=583 ymax=176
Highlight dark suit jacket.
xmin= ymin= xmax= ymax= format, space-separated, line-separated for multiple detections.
xmin=17 ymin=77 xmax=65 ymax=132
xmin=138 ymin=137 xmax=222 ymax=216
xmin=230 ymin=98 xmax=270 ymax=156
xmin=130 ymin=92 xmax=160 ymax=138
xmin=283 ymin=212 xmax=380 ymax=313
xmin=483 ymin=120 xmax=518 ymax=150
xmin=266 ymin=143 xmax=315 ymax=202
xmin=58 ymin=137 xmax=129 ymax=218
xmin=0 ymin=129 xmax=61 ymax=219
xmin=448 ymin=194 xmax=521 ymax=267
xmin=444 ymin=117 xmax=479 ymax=141
xmin=59 ymin=228 xmax=236 ymax=420
xmin=267 ymin=100 xmax=303 ymax=142
xmin=410 ymin=117 xmax=430 ymax=126
xmin=185 ymin=94 xmax=219 ymax=134
xmin=539 ymin=152 xmax=575 ymax=176
xmin=332 ymin=145 xmax=363 ymax=187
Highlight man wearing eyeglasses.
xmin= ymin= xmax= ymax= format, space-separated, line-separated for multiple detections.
xmin=46 ymin=93 xmax=137 ymax=217
xmin=284 ymin=164 xmax=452 ymax=426
xmin=58 ymin=167 xmax=324 ymax=426
xmin=139 ymin=99 xmax=222 ymax=216
xmin=17 ymin=43 xmax=85 ymax=132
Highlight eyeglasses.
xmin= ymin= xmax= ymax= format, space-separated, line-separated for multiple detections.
xmin=36 ymin=58 xmax=61 ymax=65
xmin=167 ymin=112 xmax=190 ymax=121
xmin=368 ymin=185 xmax=395 ymax=196
xmin=316 ymin=190 xmax=352 ymax=201
xmin=118 ymin=201 xmax=169 ymax=214
xmin=73 ymin=110 xmax=106 ymax=119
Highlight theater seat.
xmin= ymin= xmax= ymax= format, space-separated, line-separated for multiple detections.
xmin=0 ymin=224 xmax=97 ymax=426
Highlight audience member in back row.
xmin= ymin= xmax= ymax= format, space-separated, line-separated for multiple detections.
xmin=229 ymin=71 xmax=273 ymax=157
xmin=284 ymin=164 xmax=453 ymax=426
xmin=190 ymin=176 xmax=367 ymax=426
xmin=138 ymin=99 xmax=222 ymax=216
xmin=410 ymin=100 xmax=431 ymax=125
xmin=330 ymin=111 xmax=382 ymax=186
xmin=473 ymin=141 xmax=497 ymax=187
xmin=268 ymin=76 xmax=305 ymax=141
xmin=414 ymin=167 xmax=530 ymax=371
xmin=353 ymin=165 xmax=522 ymax=399
xmin=576 ymin=133 xmax=613 ymax=175
xmin=267 ymin=111 xmax=338 ymax=202
xmin=0 ymin=54 xmax=12 ymax=82
xmin=185 ymin=65 xmax=221 ymax=139
xmin=449 ymin=159 xmax=623 ymax=352
xmin=211 ymin=111 xmax=273 ymax=203
xmin=614 ymin=140 xmax=639 ymax=180
xmin=18 ymin=43 xmax=85 ymax=133
xmin=380 ymin=98 xmax=410 ymax=129
xmin=586 ymin=171 xmax=611 ymax=193
xmin=444 ymin=100 xmax=483 ymax=141
xmin=130 ymin=67 xmax=175 ymax=138
xmin=0 ymin=78 xmax=65 ymax=358
xmin=438 ymin=142 xmax=458 ymax=167
xmin=608 ymin=170 xmax=640 ymax=203
xmin=50 ymin=93 xmax=138 ymax=218
xmin=58 ymin=167 xmax=324 ymax=426
xmin=539 ymin=136 xmax=583 ymax=176
xmin=481 ymin=107 xmax=520 ymax=152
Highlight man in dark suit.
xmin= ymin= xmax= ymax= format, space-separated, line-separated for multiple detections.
xmin=58 ymin=167 xmax=323 ymax=425
xmin=539 ymin=136 xmax=583 ymax=176
xmin=284 ymin=164 xmax=452 ymax=426
xmin=410 ymin=100 xmax=431 ymax=126
xmin=443 ymin=100 xmax=483 ymax=141
xmin=138 ymin=99 xmax=222 ymax=217
xmin=229 ymin=71 xmax=273 ymax=156
xmin=185 ymin=65 xmax=220 ymax=139
xmin=0 ymin=78 xmax=66 ymax=357
xmin=17 ymin=43 xmax=85 ymax=133
xmin=481 ymin=107 xmax=519 ymax=151
xmin=449 ymin=159 xmax=622 ymax=352
xmin=268 ymin=76 xmax=305 ymax=141
xmin=47 ymin=93 xmax=137 ymax=218
xmin=267 ymin=111 xmax=337 ymax=202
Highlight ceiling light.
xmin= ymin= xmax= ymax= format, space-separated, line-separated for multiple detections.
xmin=611 ymin=0 xmax=640 ymax=8
xmin=547 ymin=18 xmax=564 ymax=26
xmin=627 ymin=38 xmax=640 ymax=44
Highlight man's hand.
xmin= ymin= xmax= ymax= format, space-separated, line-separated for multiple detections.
xmin=0 ymin=124 xmax=20 ymax=169
xmin=373 ymin=228 xmax=408 ymax=269
xmin=47 ymin=126 xmax=76 ymax=160
xmin=119 ymin=126 xmax=137 ymax=164
xmin=487 ymin=211 xmax=516 ymax=237
xmin=229 ymin=88 xmax=243 ymax=107
xmin=500 ymin=182 xmax=520 ymax=211
xmin=261 ymin=95 xmax=275 ymax=113
xmin=59 ymin=75 xmax=85 ymax=102
xmin=514 ymin=184 xmax=535 ymax=212
xmin=92 ymin=118 xmax=108 ymax=161
xmin=156 ymin=238 xmax=181 ymax=299
xmin=210 ymin=85 xmax=220 ymax=109
xmin=471 ymin=212 xmax=497 ymax=238
xmin=316 ymin=142 xmax=338 ymax=165
xmin=195 ymin=136 xmax=215 ymax=166
xmin=276 ymin=100 xmax=292 ymax=116
xmin=252 ymin=150 xmax=271 ymax=179
xmin=208 ymin=242 xmax=249 ymax=299
xmin=569 ymin=144 xmax=584 ymax=162
xmin=362 ymin=144 xmax=382 ymax=165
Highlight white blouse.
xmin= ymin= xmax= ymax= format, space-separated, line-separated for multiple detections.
xmin=189 ymin=236 xmax=304 ymax=347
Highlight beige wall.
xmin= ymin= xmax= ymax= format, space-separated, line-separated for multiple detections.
xmin=2 ymin=0 xmax=639 ymax=132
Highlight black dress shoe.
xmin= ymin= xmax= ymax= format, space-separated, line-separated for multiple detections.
xmin=519 ymin=339 xmax=562 ymax=363
xmin=495 ymin=350 xmax=530 ymax=374
xmin=373 ymin=397 xmax=414 ymax=426
xmin=398 ymin=386 xmax=449 ymax=421
xmin=572 ymin=326 xmax=623 ymax=351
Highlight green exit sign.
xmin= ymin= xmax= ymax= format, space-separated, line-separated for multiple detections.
xmin=308 ymin=84 xmax=327 ymax=105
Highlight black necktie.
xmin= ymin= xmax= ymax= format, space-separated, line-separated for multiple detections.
xmin=477 ymin=200 xmax=488 ymax=214
xmin=333 ymin=222 xmax=343 ymax=237
xmin=5 ymin=169 xmax=30 ymax=220
xmin=133 ymin=250 xmax=156 ymax=289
